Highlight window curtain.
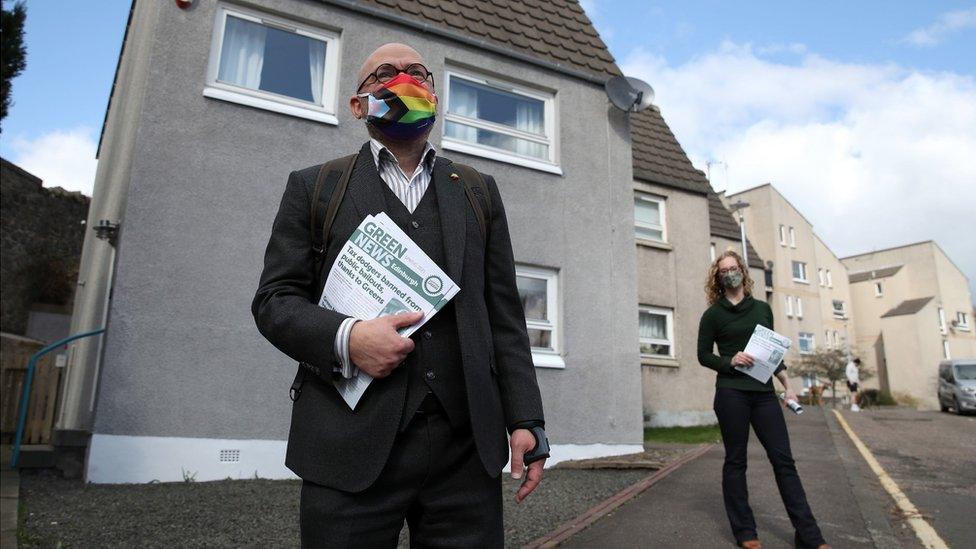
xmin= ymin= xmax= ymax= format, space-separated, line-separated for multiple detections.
xmin=639 ymin=313 xmax=666 ymax=341
xmin=515 ymin=100 xmax=545 ymax=157
xmin=308 ymin=38 xmax=326 ymax=105
xmin=218 ymin=16 xmax=267 ymax=90
xmin=449 ymin=79 xmax=479 ymax=142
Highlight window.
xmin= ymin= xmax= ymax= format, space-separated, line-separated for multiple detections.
xmin=798 ymin=332 xmax=815 ymax=354
xmin=205 ymin=5 xmax=341 ymax=124
xmin=826 ymin=269 xmax=833 ymax=287
xmin=796 ymin=296 xmax=804 ymax=318
xmin=955 ymin=311 xmax=970 ymax=331
xmin=779 ymin=225 xmax=787 ymax=246
xmin=634 ymin=192 xmax=666 ymax=243
xmin=785 ymin=295 xmax=794 ymax=317
xmin=789 ymin=226 xmax=796 ymax=248
xmin=874 ymin=282 xmax=883 ymax=297
xmin=943 ymin=339 xmax=951 ymax=360
xmin=832 ymin=299 xmax=846 ymax=318
xmin=824 ymin=330 xmax=832 ymax=349
xmin=639 ymin=306 xmax=674 ymax=358
xmin=802 ymin=374 xmax=818 ymax=389
xmin=516 ymin=265 xmax=562 ymax=368
xmin=834 ymin=331 xmax=840 ymax=347
xmin=443 ymin=69 xmax=559 ymax=173
xmin=791 ymin=261 xmax=808 ymax=282
xmin=710 ymin=242 xmax=716 ymax=261
xmin=818 ymin=268 xmax=825 ymax=286
xmin=938 ymin=307 xmax=947 ymax=335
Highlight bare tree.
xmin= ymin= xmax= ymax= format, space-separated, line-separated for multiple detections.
xmin=792 ymin=348 xmax=872 ymax=407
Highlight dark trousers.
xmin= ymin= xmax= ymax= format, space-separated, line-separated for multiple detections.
xmin=713 ymin=388 xmax=825 ymax=548
xmin=300 ymin=405 xmax=503 ymax=548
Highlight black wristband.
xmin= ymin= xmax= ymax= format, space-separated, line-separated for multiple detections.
xmin=523 ymin=426 xmax=550 ymax=465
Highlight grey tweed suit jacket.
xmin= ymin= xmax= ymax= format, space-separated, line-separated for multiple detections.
xmin=251 ymin=143 xmax=545 ymax=492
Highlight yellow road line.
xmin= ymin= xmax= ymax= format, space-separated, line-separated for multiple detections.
xmin=831 ymin=410 xmax=948 ymax=549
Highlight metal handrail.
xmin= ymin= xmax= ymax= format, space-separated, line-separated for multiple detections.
xmin=10 ymin=328 xmax=106 ymax=468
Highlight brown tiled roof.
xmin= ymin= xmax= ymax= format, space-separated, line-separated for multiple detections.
xmin=356 ymin=0 xmax=620 ymax=79
xmin=707 ymin=191 xmax=764 ymax=269
xmin=631 ymin=108 xmax=711 ymax=195
xmin=881 ymin=297 xmax=934 ymax=318
xmin=849 ymin=265 xmax=903 ymax=284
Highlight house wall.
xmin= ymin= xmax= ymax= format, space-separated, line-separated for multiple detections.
xmin=813 ymin=235 xmax=855 ymax=371
xmin=731 ymin=185 xmax=826 ymax=392
xmin=844 ymin=241 xmax=976 ymax=407
xmin=635 ymin=183 xmax=714 ymax=427
xmin=83 ymin=0 xmax=642 ymax=482
xmin=848 ymin=269 xmax=910 ymax=390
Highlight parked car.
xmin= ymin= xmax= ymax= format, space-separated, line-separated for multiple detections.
xmin=937 ymin=359 xmax=976 ymax=414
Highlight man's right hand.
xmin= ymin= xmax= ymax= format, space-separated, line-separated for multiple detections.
xmin=731 ymin=352 xmax=754 ymax=367
xmin=348 ymin=312 xmax=423 ymax=378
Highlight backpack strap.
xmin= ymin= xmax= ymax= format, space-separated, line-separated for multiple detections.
xmin=309 ymin=153 xmax=358 ymax=279
xmin=451 ymin=162 xmax=492 ymax=246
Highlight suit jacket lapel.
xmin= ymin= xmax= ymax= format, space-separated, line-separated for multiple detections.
xmin=347 ymin=142 xmax=386 ymax=219
xmin=433 ymin=157 xmax=466 ymax=285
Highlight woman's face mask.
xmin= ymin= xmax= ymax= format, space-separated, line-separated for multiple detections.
xmin=358 ymin=72 xmax=437 ymax=140
xmin=721 ymin=269 xmax=744 ymax=289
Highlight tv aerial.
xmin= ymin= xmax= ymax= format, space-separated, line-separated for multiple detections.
xmin=605 ymin=76 xmax=655 ymax=112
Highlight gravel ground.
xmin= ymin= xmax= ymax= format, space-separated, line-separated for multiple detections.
xmin=20 ymin=467 xmax=660 ymax=548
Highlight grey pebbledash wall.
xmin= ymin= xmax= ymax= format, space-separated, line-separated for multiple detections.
xmin=89 ymin=0 xmax=642 ymax=457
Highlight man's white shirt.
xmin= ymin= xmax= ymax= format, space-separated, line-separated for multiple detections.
xmin=846 ymin=361 xmax=859 ymax=384
xmin=332 ymin=140 xmax=438 ymax=376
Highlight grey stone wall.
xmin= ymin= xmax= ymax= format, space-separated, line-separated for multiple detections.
xmin=0 ymin=158 xmax=89 ymax=334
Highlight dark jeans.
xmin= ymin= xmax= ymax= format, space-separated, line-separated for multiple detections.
xmin=713 ymin=387 xmax=825 ymax=547
xmin=300 ymin=408 xmax=502 ymax=548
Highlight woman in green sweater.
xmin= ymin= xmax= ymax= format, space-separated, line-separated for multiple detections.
xmin=698 ymin=251 xmax=828 ymax=549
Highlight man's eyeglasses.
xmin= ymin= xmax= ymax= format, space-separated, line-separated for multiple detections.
xmin=358 ymin=63 xmax=434 ymax=92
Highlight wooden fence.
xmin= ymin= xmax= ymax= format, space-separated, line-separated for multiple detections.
xmin=1 ymin=332 xmax=63 ymax=445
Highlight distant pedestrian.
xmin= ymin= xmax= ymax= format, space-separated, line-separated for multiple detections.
xmin=846 ymin=358 xmax=861 ymax=411
xmin=698 ymin=251 xmax=830 ymax=549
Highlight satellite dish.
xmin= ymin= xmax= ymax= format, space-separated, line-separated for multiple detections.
xmin=605 ymin=76 xmax=655 ymax=112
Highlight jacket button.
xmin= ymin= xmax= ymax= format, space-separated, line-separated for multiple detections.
xmin=411 ymin=220 xmax=420 ymax=229
xmin=425 ymin=370 xmax=436 ymax=381
xmin=424 ymin=331 xmax=432 ymax=340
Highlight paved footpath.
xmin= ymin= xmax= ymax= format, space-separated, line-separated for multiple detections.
xmin=562 ymin=407 xmax=912 ymax=548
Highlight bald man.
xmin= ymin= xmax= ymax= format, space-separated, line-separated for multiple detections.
xmin=253 ymin=43 xmax=547 ymax=547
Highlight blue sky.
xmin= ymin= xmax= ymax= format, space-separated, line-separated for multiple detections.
xmin=1 ymin=0 xmax=974 ymax=293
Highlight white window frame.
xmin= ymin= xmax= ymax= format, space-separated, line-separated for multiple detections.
xmin=826 ymin=269 xmax=833 ymax=287
xmin=818 ymin=268 xmax=825 ymax=286
xmin=796 ymin=296 xmax=804 ymax=318
xmin=798 ymin=332 xmax=815 ymax=355
xmin=639 ymin=305 xmax=675 ymax=359
xmin=789 ymin=226 xmax=796 ymax=248
xmin=938 ymin=307 xmax=947 ymax=335
xmin=832 ymin=299 xmax=846 ymax=319
xmin=942 ymin=339 xmax=951 ymax=359
xmin=516 ymin=264 xmax=564 ymax=368
xmin=785 ymin=295 xmax=794 ymax=318
xmin=710 ymin=242 xmax=716 ymax=261
xmin=779 ymin=225 xmax=787 ymax=246
xmin=833 ymin=330 xmax=839 ymax=347
xmin=956 ymin=311 xmax=971 ymax=331
xmin=792 ymin=261 xmax=808 ymax=283
xmin=874 ymin=282 xmax=883 ymax=297
xmin=824 ymin=330 xmax=832 ymax=349
xmin=634 ymin=192 xmax=667 ymax=243
xmin=204 ymin=4 xmax=341 ymax=125
xmin=442 ymin=67 xmax=561 ymax=175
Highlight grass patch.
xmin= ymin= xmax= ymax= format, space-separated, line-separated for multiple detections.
xmin=644 ymin=424 xmax=721 ymax=444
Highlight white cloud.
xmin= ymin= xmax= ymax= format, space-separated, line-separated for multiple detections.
xmin=620 ymin=42 xmax=976 ymax=294
xmin=902 ymin=7 xmax=976 ymax=47
xmin=10 ymin=127 xmax=98 ymax=196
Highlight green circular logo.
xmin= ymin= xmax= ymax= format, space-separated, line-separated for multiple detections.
xmin=424 ymin=275 xmax=443 ymax=295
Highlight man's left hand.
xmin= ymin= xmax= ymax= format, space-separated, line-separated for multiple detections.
xmin=510 ymin=428 xmax=546 ymax=503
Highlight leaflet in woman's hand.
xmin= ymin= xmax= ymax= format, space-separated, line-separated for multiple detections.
xmin=735 ymin=325 xmax=791 ymax=384
xmin=317 ymin=212 xmax=459 ymax=409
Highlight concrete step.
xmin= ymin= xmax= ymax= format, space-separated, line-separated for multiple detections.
xmin=16 ymin=444 xmax=55 ymax=468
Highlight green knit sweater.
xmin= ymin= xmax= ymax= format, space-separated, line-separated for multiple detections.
xmin=697 ymin=295 xmax=785 ymax=391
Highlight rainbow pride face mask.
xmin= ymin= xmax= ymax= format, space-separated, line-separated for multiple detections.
xmin=358 ymin=73 xmax=437 ymax=140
